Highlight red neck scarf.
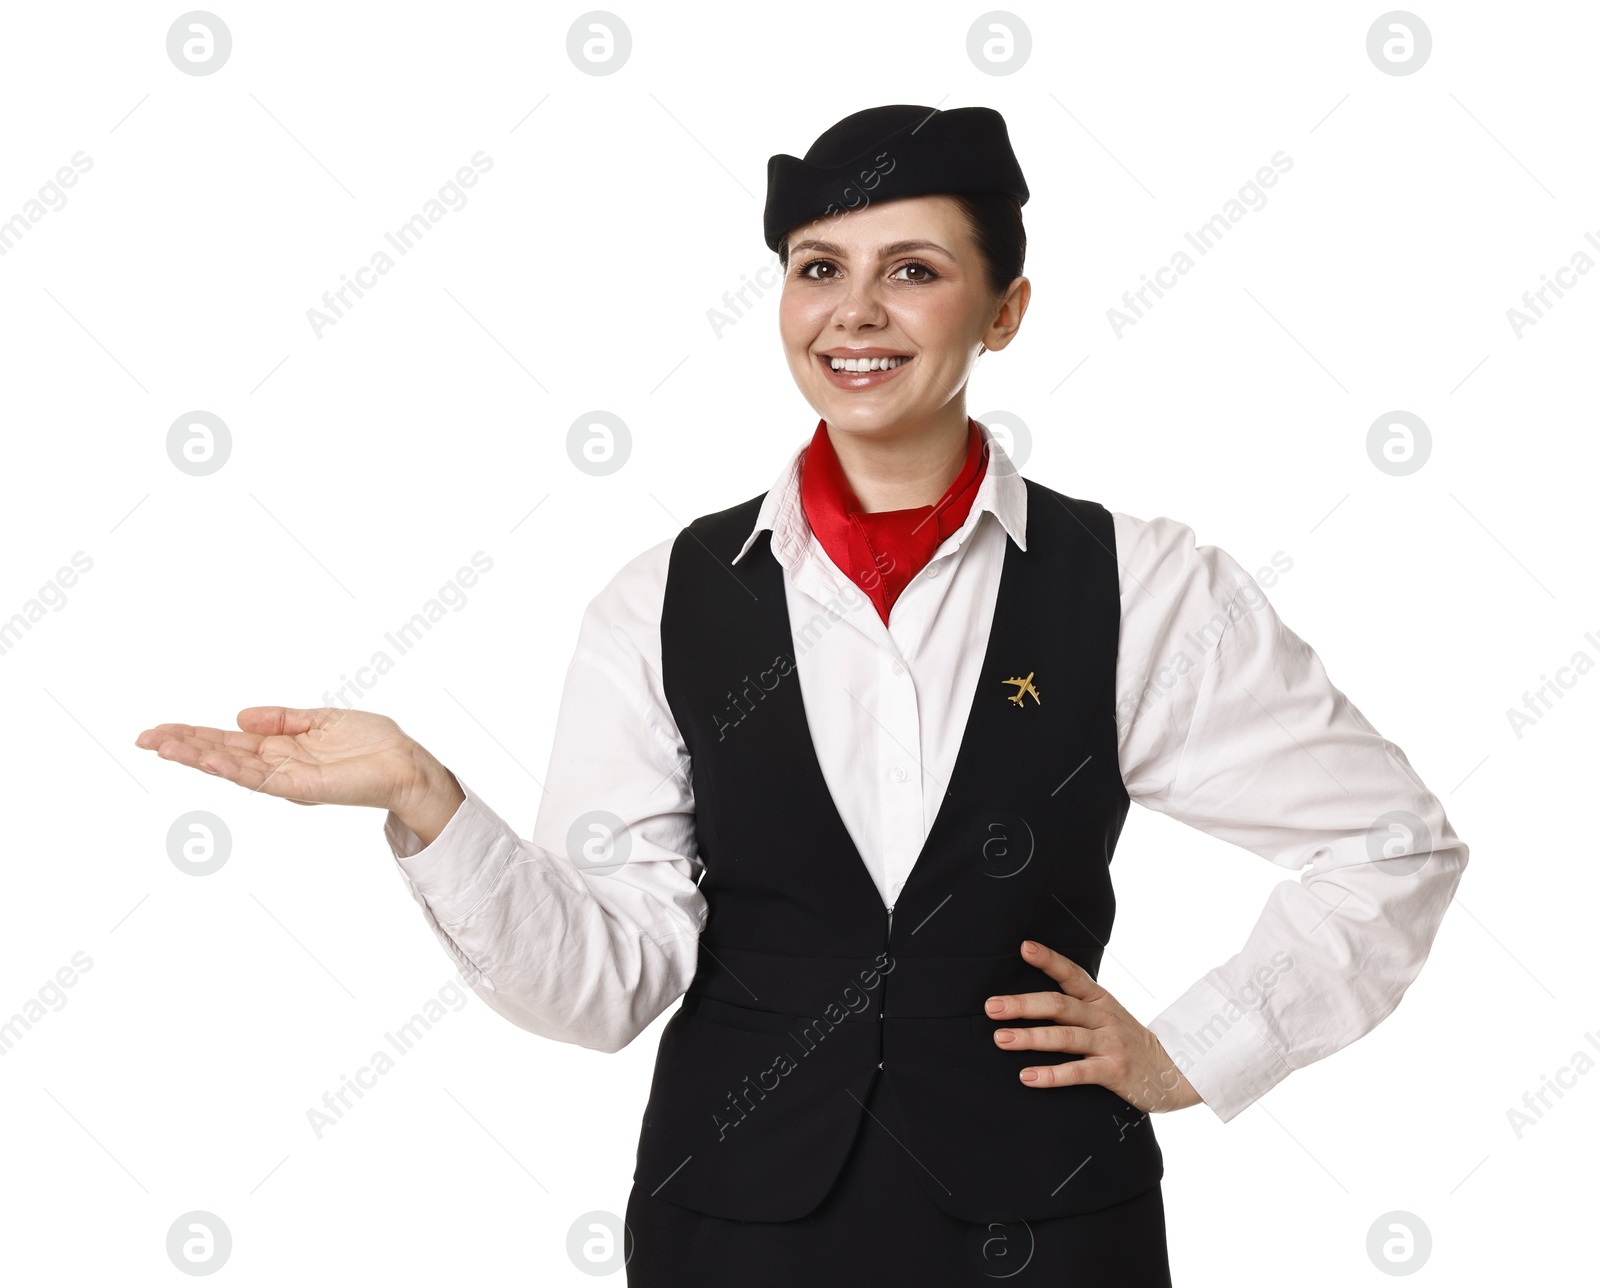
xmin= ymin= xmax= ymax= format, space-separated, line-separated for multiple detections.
xmin=800 ymin=417 xmax=989 ymax=625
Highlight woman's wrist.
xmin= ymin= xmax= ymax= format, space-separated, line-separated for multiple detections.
xmin=392 ymin=745 xmax=466 ymax=847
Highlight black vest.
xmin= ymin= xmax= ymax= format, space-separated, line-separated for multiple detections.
xmin=633 ymin=478 xmax=1164 ymax=1224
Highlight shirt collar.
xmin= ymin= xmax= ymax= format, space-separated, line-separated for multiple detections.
xmin=731 ymin=418 xmax=1028 ymax=569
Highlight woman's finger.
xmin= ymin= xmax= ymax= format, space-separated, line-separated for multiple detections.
xmin=144 ymin=734 xmax=304 ymax=796
xmin=1017 ymin=940 xmax=1101 ymax=1001
xmin=142 ymin=735 xmax=273 ymax=784
xmin=236 ymin=706 xmax=337 ymax=738
xmin=136 ymin=723 xmax=266 ymax=754
xmin=983 ymin=990 xmax=1094 ymax=1025
xmin=991 ymin=1020 xmax=1095 ymax=1054
xmin=148 ymin=737 xmax=242 ymax=781
xmin=1016 ymin=1054 xmax=1107 ymax=1089
xmin=143 ymin=730 xmax=264 ymax=764
xmin=135 ymin=722 xmax=208 ymax=749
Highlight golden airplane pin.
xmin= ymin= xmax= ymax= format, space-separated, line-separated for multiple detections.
xmin=1001 ymin=671 xmax=1041 ymax=707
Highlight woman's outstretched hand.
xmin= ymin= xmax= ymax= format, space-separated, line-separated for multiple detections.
xmin=134 ymin=707 xmax=464 ymax=842
xmin=983 ymin=940 xmax=1204 ymax=1115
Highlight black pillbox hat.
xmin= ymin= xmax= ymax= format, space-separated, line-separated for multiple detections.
xmin=763 ymin=104 xmax=1030 ymax=254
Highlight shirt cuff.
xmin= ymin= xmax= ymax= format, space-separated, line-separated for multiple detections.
xmin=1146 ymin=974 xmax=1295 ymax=1123
xmin=384 ymin=778 xmax=526 ymax=927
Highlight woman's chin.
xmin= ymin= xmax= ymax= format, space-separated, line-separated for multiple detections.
xmin=818 ymin=405 xmax=917 ymax=436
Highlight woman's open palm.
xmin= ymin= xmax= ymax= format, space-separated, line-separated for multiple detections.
xmin=134 ymin=706 xmax=420 ymax=811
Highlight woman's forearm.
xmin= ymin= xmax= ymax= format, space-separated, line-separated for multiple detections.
xmin=393 ymin=750 xmax=467 ymax=847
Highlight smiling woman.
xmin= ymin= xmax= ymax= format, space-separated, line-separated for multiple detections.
xmin=774 ymin=178 xmax=1031 ymax=514
xmin=136 ymin=102 xmax=1468 ymax=1288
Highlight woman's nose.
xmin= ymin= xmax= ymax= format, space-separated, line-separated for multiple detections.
xmin=830 ymin=282 xmax=886 ymax=327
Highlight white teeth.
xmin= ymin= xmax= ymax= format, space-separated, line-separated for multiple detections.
xmin=829 ymin=355 xmax=910 ymax=372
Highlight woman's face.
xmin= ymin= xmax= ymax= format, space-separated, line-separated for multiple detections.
xmin=778 ymin=194 xmax=1027 ymax=442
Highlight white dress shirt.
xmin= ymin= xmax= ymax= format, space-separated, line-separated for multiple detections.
xmin=384 ymin=421 xmax=1468 ymax=1124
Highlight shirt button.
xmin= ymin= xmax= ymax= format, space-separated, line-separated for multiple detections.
xmin=924 ymin=562 xmax=942 ymax=578
xmin=890 ymin=659 xmax=905 ymax=677
xmin=890 ymin=766 xmax=908 ymax=784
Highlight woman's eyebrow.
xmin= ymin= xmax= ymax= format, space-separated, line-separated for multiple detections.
xmin=789 ymin=238 xmax=954 ymax=259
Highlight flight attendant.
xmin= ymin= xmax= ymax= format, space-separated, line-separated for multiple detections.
xmin=136 ymin=106 xmax=1469 ymax=1286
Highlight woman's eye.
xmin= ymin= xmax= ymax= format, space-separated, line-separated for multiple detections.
xmin=797 ymin=260 xmax=937 ymax=282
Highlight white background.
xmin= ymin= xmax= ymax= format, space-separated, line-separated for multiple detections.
xmin=1 ymin=1 xmax=1593 ymax=1282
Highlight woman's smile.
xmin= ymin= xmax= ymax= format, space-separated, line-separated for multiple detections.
xmin=815 ymin=349 xmax=915 ymax=390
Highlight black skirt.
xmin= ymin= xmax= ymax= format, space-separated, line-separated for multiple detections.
xmin=624 ymin=1067 xmax=1173 ymax=1286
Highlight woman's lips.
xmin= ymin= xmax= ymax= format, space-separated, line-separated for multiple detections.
xmin=816 ymin=354 xmax=914 ymax=390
